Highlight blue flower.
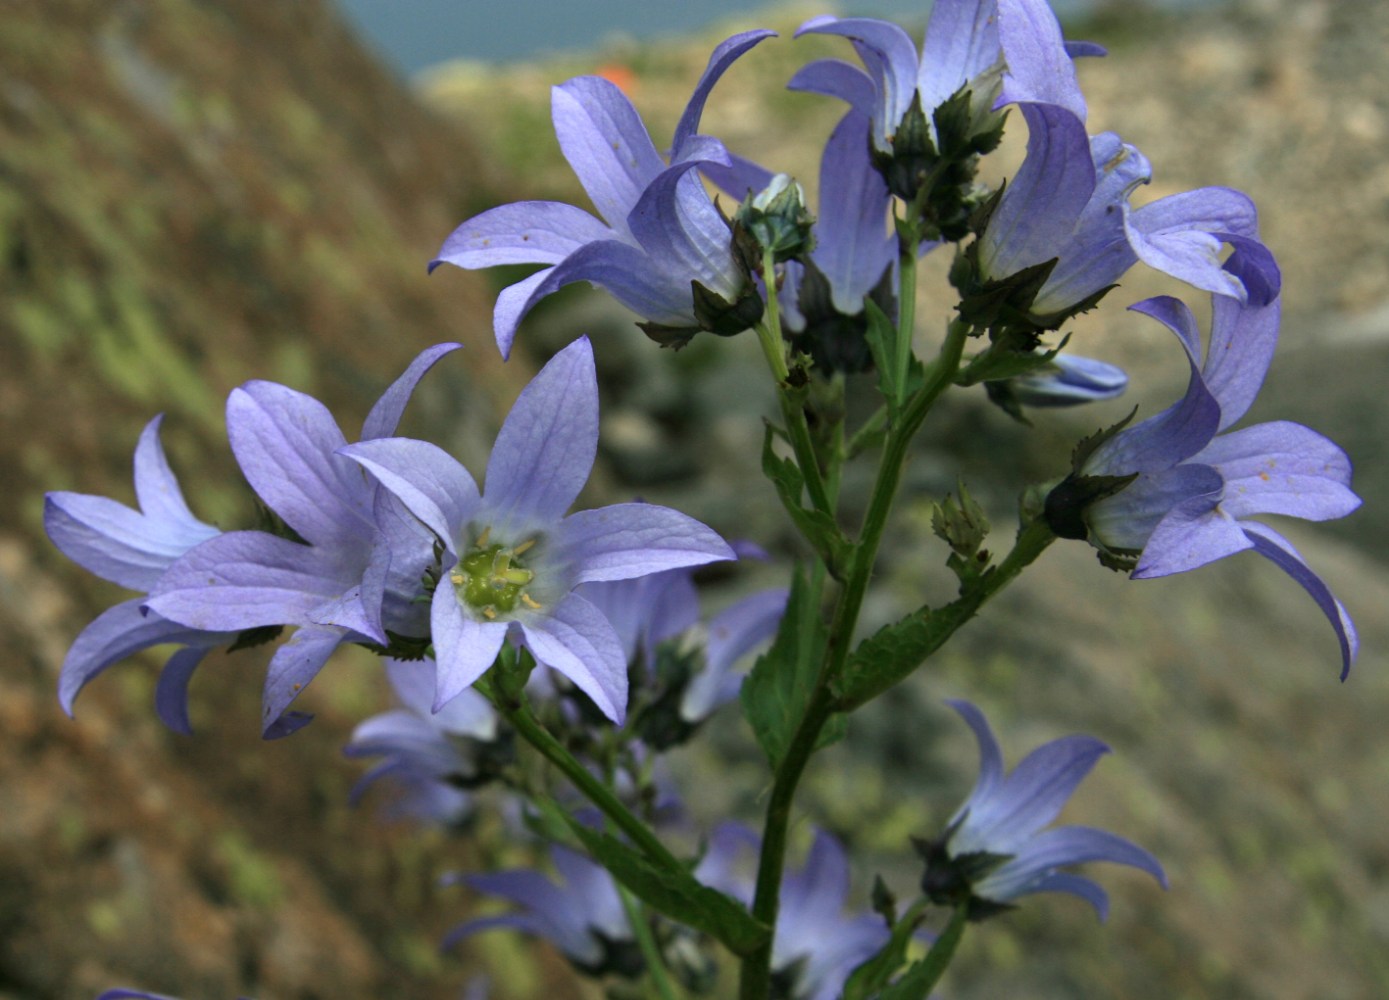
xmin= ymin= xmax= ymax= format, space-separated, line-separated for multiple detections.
xmin=444 ymin=844 xmax=639 ymax=978
xmin=925 ymin=700 xmax=1166 ymax=920
xmin=46 ymin=415 xmax=227 ymax=734
xmin=146 ymin=344 xmax=460 ymax=736
xmin=697 ymin=824 xmax=889 ymax=1000
xmin=340 ymin=338 xmax=734 ymax=723
xmin=1071 ymin=252 xmax=1360 ymax=676
xmin=1007 ymin=353 xmax=1128 ymax=408
xmin=431 ymin=31 xmax=776 ymax=357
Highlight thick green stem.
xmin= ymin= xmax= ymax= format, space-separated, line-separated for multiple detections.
xmin=756 ymin=249 xmax=834 ymax=519
xmin=493 ymin=694 xmax=681 ymax=872
xmin=893 ymin=241 xmax=919 ymax=402
xmin=738 ymin=318 xmax=971 ymax=1000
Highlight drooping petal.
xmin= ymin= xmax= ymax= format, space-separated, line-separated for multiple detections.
xmin=811 ymin=111 xmax=895 ymax=317
xmin=627 ymin=161 xmax=743 ymax=302
xmin=361 ymin=342 xmax=463 ymax=441
xmin=430 ymin=589 xmax=509 ymax=709
xmin=945 ymin=700 xmax=1007 ymax=825
xmin=340 ymin=437 xmax=480 ymax=553
xmin=260 ymin=624 xmax=346 ymax=736
xmin=1086 ymin=464 xmax=1223 ymax=552
xmin=1203 ymin=279 xmax=1280 ymax=429
xmin=484 ymin=338 xmax=599 ymax=536
xmin=918 ymin=0 xmax=1000 ymax=117
xmin=520 ymin=592 xmax=627 ymax=724
xmin=1241 ymin=521 xmax=1357 ymax=678
xmin=1196 ymin=422 xmax=1360 ymax=521
xmin=58 ymin=598 xmax=219 ymax=715
xmin=796 ymin=16 xmax=921 ymax=147
xmin=154 ymin=645 xmax=213 ymax=736
xmin=1133 ymin=500 xmax=1252 ymax=577
xmin=671 ymin=29 xmax=777 ymax=162
xmin=551 ymin=76 xmax=665 ymax=237
xmin=492 ymin=268 xmax=553 ymax=361
xmin=786 ymin=58 xmax=878 ymax=120
xmin=147 ymin=531 xmax=354 ymax=632
xmin=132 ymin=415 xmax=218 ymax=539
xmin=1126 ymin=186 xmax=1260 ymax=302
xmin=227 ymin=382 xmax=371 ymax=547
xmin=996 ymin=0 xmax=1087 ymax=120
xmin=979 ymin=825 xmax=1168 ymax=910
xmin=555 ymin=502 xmax=734 ymax=584
xmin=431 ymin=202 xmax=615 ymax=270
xmin=1085 ymin=349 xmax=1220 ymax=477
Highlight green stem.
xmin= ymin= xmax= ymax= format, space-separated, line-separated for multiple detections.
xmin=493 ymin=693 xmax=682 ymax=872
xmin=756 ymin=249 xmax=834 ymax=520
xmin=738 ymin=318 xmax=972 ymax=1000
xmin=894 ymin=905 xmax=968 ymax=997
xmin=893 ymin=239 xmax=919 ymax=403
xmin=616 ymin=883 xmax=681 ymax=1000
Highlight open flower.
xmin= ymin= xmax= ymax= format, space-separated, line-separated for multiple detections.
xmin=46 ymin=415 xmax=227 ymax=734
xmin=147 ymin=344 xmax=460 ymax=736
xmin=1072 ymin=252 xmax=1359 ymax=676
xmin=341 ymin=338 xmax=734 ymax=723
xmin=431 ymin=31 xmax=776 ymax=357
xmin=921 ymin=700 xmax=1166 ymax=920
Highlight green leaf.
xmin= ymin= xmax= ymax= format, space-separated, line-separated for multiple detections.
xmin=740 ymin=562 xmax=833 ymax=767
xmin=564 ymin=819 xmax=770 ymax=957
xmin=842 ymin=907 xmax=922 ymax=1000
xmin=864 ymin=297 xmax=900 ymax=407
xmin=831 ymin=599 xmax=978 ymax=712
xmin=760 ymin=424 xmax=848 ymax=573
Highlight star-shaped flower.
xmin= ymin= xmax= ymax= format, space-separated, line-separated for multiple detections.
xmin=341 ymin=337 xmax=735 ymax=723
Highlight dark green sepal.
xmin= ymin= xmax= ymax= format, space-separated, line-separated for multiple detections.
xmin=563 ymin=818 xmax=771 ymax=957
xmin=692 ymin=278 xmax=764 ymax=337
xmin=631 ymin=643 xmax=704 ymax=752
xmin=787 ymin=258 xmax=895 ymax=375
xmin=228 ymin=624 xmax=283 ymax=653
xmin=1042 ymin=471 xmax=1137 ymax=541
xmin=913 ymin=829 xmax=1013 ymax=917
xmin=492 ymin=643 xmax=536 ymax=705
xmin=357 ymin=629 xmax=432 ymax=662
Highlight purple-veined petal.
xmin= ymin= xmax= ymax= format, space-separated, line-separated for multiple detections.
xmin=1021 ymin=870 xmax=1111 ymax=919
xmin=1086 ymin=464 xmax=1223 ymax=552
xmin=796 ymin=17 xmax=921 ymax=146
xmin=980 ymin=103 xmax=1094 ymax=282
xmin=346 ymin=710 xmax=469 ymax=773
xmin=492 ymin=268 xmax=553 ymax=361
xmin=1241 ymin=521 xmax=1357 ymax=678
xmin=382 ymin=659 xmax=498 ymax=739
xmin=1128 ymin=294 xmax=1204 ymax=365
xmin=520 ymin=592 xmax=627 ymax=724
xmin=672 ymin=29 xmax=777 ymax=161
xmin=483 ymin=337 xmax=598 ymax=535
xmin=1203 ymin=284 xmax=1280 ymax=429
xmin=786 ymin=58 xmax=877 ymax=120
xmin=58 ymin=598 xmax=221 ymax=715
xmin=340 ymin=437 xmax=479 ymax=553
xmin=148 ymin=531 xmax=356 ymax=632
xmin=431 ymin=589 xmax=509 ymax=710
xmin=361 ymin=342 xmax=463 ymax=441
xmin=556 ymin=502 xmax=735 ymax=584
xmin=375 ymin=489 xmax=438 ymax=634
xmin=1196 ymin=422 xmax=1360 ymax=521
xmin=154 ymin=645 xmax=212 ymax=736
xmin=671 ymin=133 xmax=732 ymax=168
xmin=1126 ymin=186 xmax=1260 ymax=302
xmin=260 ymin=624 xmax=346 ymax=737
xmin=552 ymin=76 xmax=665 ymax=237
xmin=701 ymin=150 xmax=777 ymax=202
xmin=227 ymin=382 xmax=372 ymax=547
xmin=979 ymin=825 xmax=1166 ymax=911
xmin=431 ymin=202 xmax=615 ymax=271
xmin=577 ymin=570 xmax=699 ymax=667
xmin=1010 ymin=354 xmax=1128 ymax=407
xmin=1086 ymin=362 xmax=1220 ymax=477
xmin=812 ymin=111 xmax=895 ymax=316
xmin=955 ymin=733 xmax=1111 ymax=851
xmin=996 ymin=0 xmax=1087 ymax=120
xmin=946 ymin=700 xmax=1006 ymax=824
xmin=627 ymin=161 xmax=743 ymax=301
xmin=132 ymin=415 xmax=217 ymax=538
xmin=44 ymin=493 xmax=202 ymax=592
xmin=919 ymin=0 xmax=1000 ymax=117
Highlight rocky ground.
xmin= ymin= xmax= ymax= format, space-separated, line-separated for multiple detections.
xmin=2 ymin=0 xmax=1387 ymax=997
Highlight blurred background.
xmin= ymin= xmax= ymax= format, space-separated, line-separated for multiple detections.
xmin=1 ymin=0 xmax=1387 ymax=997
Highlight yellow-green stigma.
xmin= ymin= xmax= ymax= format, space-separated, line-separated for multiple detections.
xmin=450 ymin=536 xmax=540 ymax=620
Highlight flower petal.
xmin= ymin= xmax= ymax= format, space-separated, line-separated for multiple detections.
xmin=154 ymin=645 xmax=212 ymax=736
xmin=260 ymin=624 xmax=347 ymax=736
xmin=979 ymin=825 xmax=1167 ymax=910
xmin=340 ymin=437 xmax=479 ymax=553
xmin=1086 ymin=464 xmax=1223 ymax=552
xmin=787 ymin=58 xmax=878 ymax=120
xmin=1197 ymin=421 xmax=1360 ymax=521
xmin=945 ymin=700 xmax=1006 ymax=827
xmin=132 ymin=415 xmax=217 ymax=539
xmin=552 ymin=76 xmax=664 ymax=237
xmin=682 ymin=587 xmax=788 ymax=722
xmin=361 ymin=343 xmax=463 ymax=441
xmin=1126 ymin=186 xmax=1260 ymax=302
xmin=1202 ymin=281 xmax=1280 ymax=429
xmin=227 ymin=382 xmax=371 ymax=547
xmin=430 ymin=589 xmax=509 ymax=709
xmin=45 ymin=492 xmax=196 ymax=592
xmin=996 ymin=0 xmax=1087 ymax=120
xmin=431 ymin=202 xmax=615 ymax=270
xmin=918 ymin=0 xmax=1000 ymax=117
xmin=1133 ymin=498 xmax=1252 ymax=578
xmin=484 ymin=337 xmax=599 ymax=535
xmin=1241 ymin=521 xmax=1357 ymax=678
xmin=520 ymin=592 xmax=627 ymax=724
xmin=556 ymin=502 xmax=735 ymax=584
xmin=796 ymin=16 xmax=921 ymax=147
xmin=627 ymin=161 xmax=743 ymax=301
xmin=812 ymin=111 xmax=896 ymax=316
xmin=671 ymin=29 xmax=777 ymax=162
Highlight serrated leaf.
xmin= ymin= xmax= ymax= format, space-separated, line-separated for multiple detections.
xmin=760 ymin=424 xmax=847 ymax=572
xmin=741 ymin=562 xmax=830 ymax=767
xmin=864 ymin=298 xmax=901 ymax=407
xmin=564 ymin=820 xmax=771 ymax=957
xmin=831 ymin=599 xmax=978 ymax=711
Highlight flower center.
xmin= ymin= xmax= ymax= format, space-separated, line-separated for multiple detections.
xmin=450 ymin=530 xmax=543 ymax=620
